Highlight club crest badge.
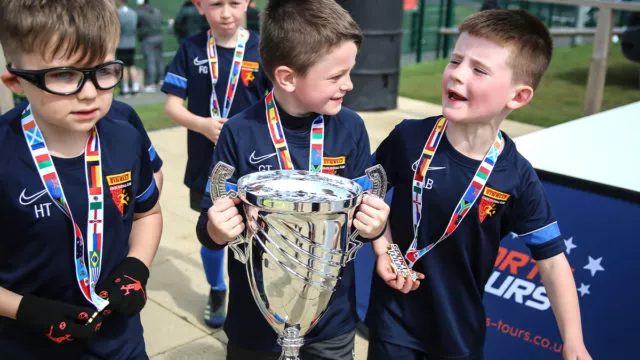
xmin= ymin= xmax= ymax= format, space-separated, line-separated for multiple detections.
xmin=106 ymin=171 xmax=132 ymax=216
xmin=479 ymin=186 xmax=511 ymax=223
xmin=241 ymin=61 xmax=260 ymax=87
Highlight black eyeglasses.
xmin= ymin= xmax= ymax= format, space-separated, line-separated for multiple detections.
xmin=6 ymin=60 xmax=124 ymax=96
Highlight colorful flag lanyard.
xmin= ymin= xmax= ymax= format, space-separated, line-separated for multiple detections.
xmin=207 ymin=28 xmax=249 ymax=119
xmin=20 ymin=105 xmax=109 ymax=311
xmin=264 ymin=90 xmax=324 ymax=172
xmin=404 ymin=117 xmax=503 ymax=268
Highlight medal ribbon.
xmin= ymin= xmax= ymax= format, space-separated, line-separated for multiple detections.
xmin=405 ymin=117 xmax=503 ymax=268
xmin=265 ymin=90 xmax=324 ymax=172
xmin=207 ymin=28 xmax=249 ymax=119
xmin=21 ymin=105 xmax=109 ymax=310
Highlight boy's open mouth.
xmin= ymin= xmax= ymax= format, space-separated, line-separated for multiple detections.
xmin=448 ymin=90 xmax=467 ymax=101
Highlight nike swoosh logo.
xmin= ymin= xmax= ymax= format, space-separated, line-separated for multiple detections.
xmin=19 ymin=188 xmax=47 ymax=205
xmin=249 ymin=151 xmax=277 ymax=165
xmin=412 ymin=160 xmax=446 ymax=172
xmin=193 ymin=57 xmax=208 ymax=66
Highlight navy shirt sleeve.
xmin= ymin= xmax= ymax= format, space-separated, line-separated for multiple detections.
xmin=133 ymin=134 xmax=159 ymax=214
xmin=373 ymin=122 xmax=400 ymax=188
xmin=344 ymin=110 xmax=372 ymax=180
xmin=510 ymin=164 xmax=566 ymax=260
xmin=126 ymin=109 xmax=163 ymax=173
xmin=162 ymin=41 xmax=189 ymax=99
xmin=107 ymin=101 xmax=163 ymax=172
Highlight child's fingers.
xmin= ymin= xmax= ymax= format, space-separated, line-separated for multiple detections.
xmin=208 ymin=204 xmax=239 ymax=224
xmin=363 ymin=194 xmax=388 ymax=209
xmin=389 ymin=272 xmax=405 ymax=290
xmin=411 ymin=280 xmax=421 ymax=291
xmin=229 ymin=221 xmax=245 ymax=238
xmin=211 ymin=197 xmax=236 ymax=211
xmin=401 ymin=275 xmax=414 ymax=294
xmin=225 ymin=214 xmax=245 ymax=229
xmin=354 ymin=210 xmax=375 ymax=227
xmin=376 ymin=257 xmax=397 ymax=282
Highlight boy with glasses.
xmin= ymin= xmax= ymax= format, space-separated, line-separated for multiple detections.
xmin=0 ymin=1 xmax=162 ymax=358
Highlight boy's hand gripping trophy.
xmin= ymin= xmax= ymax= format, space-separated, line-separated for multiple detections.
xmin=209 ymin=162 xmax=386 ymax=360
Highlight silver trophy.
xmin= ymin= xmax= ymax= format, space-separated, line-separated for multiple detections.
xmin=210 ymin=162 xmax=386 ymax=360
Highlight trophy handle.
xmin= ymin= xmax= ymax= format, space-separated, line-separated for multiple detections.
xmin=345 ymin=164 xmax=388 ymax=263
xmin=209 ymin=162 xmax=249 ymax=264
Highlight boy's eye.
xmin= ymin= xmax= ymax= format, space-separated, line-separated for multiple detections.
xmin=449 ymin=59 xmax=460 ymax=65
xmin=47 ymin=70 xmax=79 ymax=81
xmin=97 ymin=67 xmax=115 ymax=76
xmin=474 ymin=68 xmax=488 ymax=75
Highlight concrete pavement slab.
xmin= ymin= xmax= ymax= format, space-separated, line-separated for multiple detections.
xmin=146 ymin=254 xmax=213 ymax=334
xmin=141 ymin=299 xmax=209 ymax=357
xmin=151 ymin=335 xmax=226 ymax=360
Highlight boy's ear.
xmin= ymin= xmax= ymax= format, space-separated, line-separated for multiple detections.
xmin=192 ymin=0 xmax=204 ymax=14
xmin=506 ymin=84 xmax=533 ymax=111
xmin=273 ymin=65 xmax=296 ymax=93
xmin=1 ymin=71 xmax=24 ymax=95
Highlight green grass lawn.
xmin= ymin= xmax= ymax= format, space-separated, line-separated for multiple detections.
xmin=400 ymin=43 xmax=640 ymax=127
xmin=130 ymin=103 xmax=176 ymax=131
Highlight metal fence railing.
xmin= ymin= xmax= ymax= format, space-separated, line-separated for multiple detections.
xmin=402 ymin=0 xmax=639 ymax=64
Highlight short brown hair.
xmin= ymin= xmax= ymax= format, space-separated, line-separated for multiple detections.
xmin=459 ymin=9 xmax=553 ymax=89
xmin=0 ymin=0 xmax=120 ymax=66
xmin=260 ymin=0 xmax=363 ymax=80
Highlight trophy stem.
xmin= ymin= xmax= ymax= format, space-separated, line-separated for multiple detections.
xmin=277 ymin=326 xmax=304 ymax=360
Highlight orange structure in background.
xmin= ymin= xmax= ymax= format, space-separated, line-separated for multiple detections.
xmin=404 ymin=0 xmax=417 ymax=11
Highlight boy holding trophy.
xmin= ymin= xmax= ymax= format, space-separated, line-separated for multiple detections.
xmin=196 ymin=0 xmax=389 ymax=358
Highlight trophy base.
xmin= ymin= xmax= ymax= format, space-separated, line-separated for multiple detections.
xmin=277 ymin=326 xmax=304 ymax=360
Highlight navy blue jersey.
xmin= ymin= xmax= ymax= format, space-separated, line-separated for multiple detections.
xmin=0 ymin=106 xmax=159 ymax=359
xmin=366 ymin=117 xmax=566 ymax=359
xmin=10 ymin=100 xmax=163 ymax=173
xmin=161 ymin=30 xmax=270 ymax=193
xmin=198 ymin=99 xmax=372 ymax=352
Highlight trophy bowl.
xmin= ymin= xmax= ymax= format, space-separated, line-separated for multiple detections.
xmin=210 ymin=163 xmax=386 ymax=360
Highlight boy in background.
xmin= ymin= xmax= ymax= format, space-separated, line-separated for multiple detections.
xmin=162 ymin=0 xmax=270 ymax=329
xmin=0 ymin=0 xmax=162 ymax=358
xmin=368 ymin=10 xmax=591 ymax=360
xmin=196 ymin=0 xmax=389 ymax=358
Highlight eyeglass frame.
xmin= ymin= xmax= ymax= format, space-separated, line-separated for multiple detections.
xmin=5 ymin=60 xmax=125 ymax=96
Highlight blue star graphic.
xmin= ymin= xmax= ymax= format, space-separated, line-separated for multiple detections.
xmin=564 ymin=237 xmax=577 ymax=255
xmin=584 ymin=256 xmax=605 ymax=277
xmin=577 ymin=283 xmax=591 ymax=297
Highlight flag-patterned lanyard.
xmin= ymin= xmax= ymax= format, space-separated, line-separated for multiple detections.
xmin=207 ymin=28 xmax=249 ymax=119
xmin=265 ymin=90 xmax=324 ymax=172
xmin=404 ymin=117 xmax=503 ymax=268
xmin=21 ymin=105 xmax=109 ymax=311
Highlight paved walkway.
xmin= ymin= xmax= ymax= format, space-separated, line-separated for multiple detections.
xmin=139 ymin=94 xmax=542 ymax=359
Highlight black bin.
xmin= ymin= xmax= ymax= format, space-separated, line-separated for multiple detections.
xmin=340 ymin=0 xmax=404 ymax=111
xmin=622 ymin=13 xmax=640 ymax=63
